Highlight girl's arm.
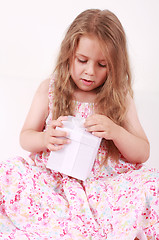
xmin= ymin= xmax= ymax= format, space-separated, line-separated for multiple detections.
xmin=84 ymin=95 xmax=150 ymax=164
xmin=20 ymin=79 xmax=69 ymax=153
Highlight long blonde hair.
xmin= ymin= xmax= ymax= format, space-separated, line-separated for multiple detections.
xmin=53 ymin=9 xmax=133 ymax=161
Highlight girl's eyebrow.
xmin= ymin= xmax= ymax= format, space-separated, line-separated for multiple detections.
xmin=76 ymin=53 xmax=106 ymax=62
xmin=76 ymin=53 xmax=87 ymax=57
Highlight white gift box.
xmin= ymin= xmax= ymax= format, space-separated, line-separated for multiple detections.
xmin=46 ymin=116 xmax=101 ymax=181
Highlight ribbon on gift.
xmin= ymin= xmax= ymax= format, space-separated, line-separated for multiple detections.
xmin=58 ymin=116 xmax=86 ymax=174
xmin=62 ymin=116 xmax=99 ymax=147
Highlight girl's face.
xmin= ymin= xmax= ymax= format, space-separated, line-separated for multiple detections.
xmin=70 ymin=35 xmax=108 ymax=94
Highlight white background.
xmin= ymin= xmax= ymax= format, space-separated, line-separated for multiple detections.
xmin=0 ymin=0 xmax=159 ymax=168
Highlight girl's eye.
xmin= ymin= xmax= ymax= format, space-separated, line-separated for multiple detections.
xmin=77 ymin=58 xmax=87 ymax=63
xmin=98 ymin=63 xmax=106 ymax=68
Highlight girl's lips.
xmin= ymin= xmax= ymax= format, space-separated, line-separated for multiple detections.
xmin=81 ymin=79 xmax=94 ymax=86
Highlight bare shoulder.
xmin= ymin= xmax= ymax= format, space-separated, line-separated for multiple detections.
xmin=123 ymin=93 xmax=149 ymax=141
xmin=21 ymin=78 xmax=51 ymax=131
xmin=125 ymin=94 xmax=137 ymax=117
xmin=36 ymin=78 xmax=50 ymax=95
xmin=33 ymin=78 xmax=51 ymax=109
xmin=124 ymin=93 xmax=141 ymax=124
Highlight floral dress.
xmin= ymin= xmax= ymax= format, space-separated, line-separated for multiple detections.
xmin=0 ymin=78 xmax=159 ymax=240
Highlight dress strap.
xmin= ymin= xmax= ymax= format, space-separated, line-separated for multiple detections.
xmin=48 ymin=75 xmax=55 ymax=113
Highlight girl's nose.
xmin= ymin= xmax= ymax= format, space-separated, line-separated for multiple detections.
xmin=85 ymin=62 xmax=95 ymax=76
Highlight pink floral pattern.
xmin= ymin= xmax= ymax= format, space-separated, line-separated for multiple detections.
xmin=0 ymin=78 xmax=159 ymax=239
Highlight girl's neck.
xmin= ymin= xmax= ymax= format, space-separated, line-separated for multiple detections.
xmin=72 ymin=89 xmax=96 ymax=103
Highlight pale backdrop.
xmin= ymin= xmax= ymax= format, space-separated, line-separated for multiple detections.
xmin=0 ymin=0 xmax=159 ymax=169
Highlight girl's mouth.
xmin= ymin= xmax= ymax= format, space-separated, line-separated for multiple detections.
xmin=81 ymin=79 xmax=94 ymax=86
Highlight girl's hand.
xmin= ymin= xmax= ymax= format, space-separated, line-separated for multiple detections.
xmin=43 ymin=116 xmax=70 ymax=151
xmin=84 ymin=114 xmax=120 ymax=141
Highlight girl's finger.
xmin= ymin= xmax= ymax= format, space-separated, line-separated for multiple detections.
xmin=86 ymin=124 xmax=104 ymax=132
xmin=92 ymin=131 xmax=107 ymax=139
xmin=50 ymin=136 xmax=70 ymax=145
xmin=50 ymin=129 xmax=68 ymax=138
xmin=48 ymin=143 xmax=64 ymax=151
xmin=49 ymin=120 xmax=63 ymax=129
xmin=57 ymin=116 xmax=68 ymax=121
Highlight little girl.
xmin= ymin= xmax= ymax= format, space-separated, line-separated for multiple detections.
xmin=0 ymin=9 xmax=159 ymax=240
